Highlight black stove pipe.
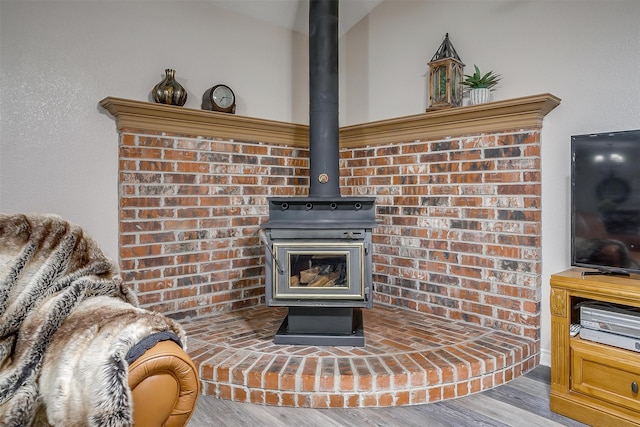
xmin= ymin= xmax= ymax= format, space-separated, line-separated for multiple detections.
xmin=309 ymin=0 xmax=340 ymax=198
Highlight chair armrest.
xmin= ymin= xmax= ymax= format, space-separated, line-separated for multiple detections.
xmin=128 ymin=340 xmax=200 ymax=427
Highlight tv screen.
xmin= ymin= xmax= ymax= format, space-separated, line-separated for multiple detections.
xmin=572 ymin=129 xmax=640 ymax=275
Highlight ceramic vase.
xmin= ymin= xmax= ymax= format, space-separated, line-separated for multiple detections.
xmin=468 ymin=88 xmax=491 ymax=105
xmin=152 ymin=69 xmax=187 ymax=106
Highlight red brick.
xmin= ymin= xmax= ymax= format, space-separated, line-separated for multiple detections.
xmin=249 ymin=390 xmax=265 ymax=404
xmin=361 ymin=393 xmax=377 ymax=407
xmin=428 ymin=386 xmax=443 ymax=402
xmin=217 ymin=384 xmax=231 ymax=400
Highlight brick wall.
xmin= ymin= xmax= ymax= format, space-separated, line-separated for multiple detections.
xmin=341 ymin=132 xmax=541 ymax=340
xmin=118 ymin=128 xmax=541 ymax=340
xmin=118 ymin=132 xmax=308 ymax=318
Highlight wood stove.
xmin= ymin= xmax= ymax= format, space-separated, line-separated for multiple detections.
xmin=261 ymin=197 xmax=375 ymax=346
xmin=260 ymin=0 xmax=376 ymax=346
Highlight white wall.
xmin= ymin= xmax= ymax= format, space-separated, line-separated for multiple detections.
xmin=343 ymin=0 xmax=640 ymax=365
xmin=0 ymin=0 xmax=308 ymax=259
xmin=2 ymin=0 xmax=640 ymax=365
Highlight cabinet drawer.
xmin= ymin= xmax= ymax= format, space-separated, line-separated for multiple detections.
xmin=571 ymin=338 xmax=640 ymax=411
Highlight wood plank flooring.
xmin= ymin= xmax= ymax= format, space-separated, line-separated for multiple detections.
xmin=188 ymin=366 xmax=588 ymax=426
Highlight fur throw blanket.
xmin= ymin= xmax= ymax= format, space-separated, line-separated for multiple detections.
xmin=0 ymin=214 xmax=186 ymax=426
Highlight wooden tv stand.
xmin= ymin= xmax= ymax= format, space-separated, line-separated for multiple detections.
xmin=550 ymin=268 xmax=640 ymax=426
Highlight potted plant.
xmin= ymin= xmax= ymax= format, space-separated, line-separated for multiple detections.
xmin=463 ymin=65 xmax=501 ymax=105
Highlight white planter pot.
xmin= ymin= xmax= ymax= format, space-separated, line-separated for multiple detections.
xmin=469 ymin=88 xmax=492 ymax=105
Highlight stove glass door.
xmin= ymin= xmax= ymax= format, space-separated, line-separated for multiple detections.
xmin=273 ymin=241 xmax=365 ymax=300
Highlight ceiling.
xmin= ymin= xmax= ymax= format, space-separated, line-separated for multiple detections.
xmin=211 ymin=0 xmax=384 ymax=37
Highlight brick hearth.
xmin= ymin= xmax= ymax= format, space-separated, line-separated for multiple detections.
xmin=185 ymin=305 xmax=535 ymax=408
xmin=101 ymin=94 xmax=559 ymax=407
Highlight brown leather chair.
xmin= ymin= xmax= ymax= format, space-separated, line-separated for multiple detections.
xmin=128 ymin=340 xmax=200 ymax=426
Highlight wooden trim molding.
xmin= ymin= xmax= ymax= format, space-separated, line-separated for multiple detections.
xmin=339 ymin=93 xmax=561 ymax=148
xmin=99 ymin=97 xmax=309 ymax=146
xmin=100 ymin=93 xmax=560 ymax=148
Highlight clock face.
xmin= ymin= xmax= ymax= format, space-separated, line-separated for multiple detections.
xmin=212 ymin=85 xmax=234 ymax=108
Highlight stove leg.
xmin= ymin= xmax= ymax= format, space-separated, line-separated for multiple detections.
xmin=274 ymin=307 xmax=365 ymax=346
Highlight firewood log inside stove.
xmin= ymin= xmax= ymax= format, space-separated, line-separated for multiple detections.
xmin=300 ymin=266 xmax=320 ymax=284
xmin=308 ymin=271 xmax=340 ymax=287
xmin=290 ymin=275 xmax=300 ymax=287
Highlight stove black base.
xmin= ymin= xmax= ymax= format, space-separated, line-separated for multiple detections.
xmin=274 ymin=308 xmax=365 ymax=347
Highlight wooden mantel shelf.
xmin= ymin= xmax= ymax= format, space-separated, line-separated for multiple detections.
xmin=100 ymin=93 xmax=560 ymax=148
xmin=99 ymin=97 xmax=309 ymax=147
xmin=340 ymin=93 xmax=560 ymax=148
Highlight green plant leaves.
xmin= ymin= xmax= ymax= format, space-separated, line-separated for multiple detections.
xmin=463 ymin=64 xmax=501 ymax=89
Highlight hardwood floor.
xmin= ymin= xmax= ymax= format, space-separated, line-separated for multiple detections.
xmin=188 ymin=366 xmax=587 ymax=426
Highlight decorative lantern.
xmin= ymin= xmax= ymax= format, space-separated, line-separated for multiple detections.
xmin=427 ymin=33 xmax=464 ymax=111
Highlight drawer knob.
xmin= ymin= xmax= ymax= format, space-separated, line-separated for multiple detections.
xmin=632 ymin=382 xmax=639 ymax=394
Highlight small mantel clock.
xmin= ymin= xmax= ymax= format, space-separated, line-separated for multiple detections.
xmin=202 ymin=84 xmax=236 ymax=114
xmin=427 ymin=33 xmax=464 ymax=111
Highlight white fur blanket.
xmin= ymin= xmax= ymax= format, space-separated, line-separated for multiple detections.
xmin=0 ymin=214 xmax=186 ymax=426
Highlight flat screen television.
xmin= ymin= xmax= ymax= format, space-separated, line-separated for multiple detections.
xmin=572 ymin=129 xmax=640 ymax=275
